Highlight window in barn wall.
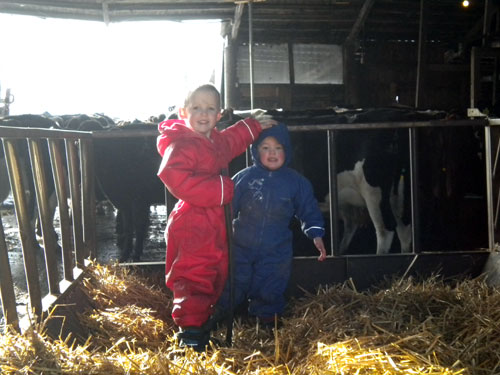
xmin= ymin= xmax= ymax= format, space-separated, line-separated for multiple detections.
xmin=293 ymin=44 xmax=343 ymax=84
xmin=237 ymin=44 xmax=290 ymax=84
xmin=236 ymin=43 xmax=342 ymax=85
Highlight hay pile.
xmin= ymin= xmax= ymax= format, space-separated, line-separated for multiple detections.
xmin=1 ymin=262 xmax=499 ymax=374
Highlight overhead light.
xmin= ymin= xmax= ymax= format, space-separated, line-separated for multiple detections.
xmin=462 ymin=0 xmax=470 ymax=7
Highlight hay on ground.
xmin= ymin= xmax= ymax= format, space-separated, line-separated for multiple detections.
xmin=1 ymin=262 xmax=499 ymax=374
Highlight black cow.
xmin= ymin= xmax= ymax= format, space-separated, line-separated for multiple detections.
xmin=75 ymin=118 xmax=165 ymax=262
xmin=0 ymin=114 xmax=60 ymax=250
xmin=53 ymin=113 xmax=115 ymax=130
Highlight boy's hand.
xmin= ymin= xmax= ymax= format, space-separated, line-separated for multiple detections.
xmin=313 ymin=237 xmax=327 ymax=261
xmin=251 ymin=109 xmax=278 ymax=129
xmin=259 ymin=117 xmax=278 ymax=129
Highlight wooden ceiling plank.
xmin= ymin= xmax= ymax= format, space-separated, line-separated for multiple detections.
xmin=232 ymin=3 xmax=245 ymax=40
xmin=345 ymin=0 xmax=375 ymax=45
xmin=102 ymin=1 xmax=110 ymax=24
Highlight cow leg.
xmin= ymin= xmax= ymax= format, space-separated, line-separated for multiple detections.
xmin=337 ymin=171 xmax=367 ymax=254
xmin=35 ymin=190 xmax=60 ymax=251
xmin=351 ymin=161 xmax=393 ymax=254
xmin=359 ymin=182 xmax=394 ymax=254
xmin=22 ymin=168 xmax=45 ymax=251
xmin=116 ymin=207 xmax=134 ymax=262
xmin=339 ymin=208 xmax=359 ymax=254
xmin=132 ymin=202 xmax=151 ymax=262
xmin=390 ymin=176 xmax=412 ymax=253
xmin=396 ymin=225 xmax=412 ymax=253
xmin=115 ymin=209 xmax=124 ymax=248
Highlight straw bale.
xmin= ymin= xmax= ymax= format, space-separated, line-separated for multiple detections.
xmin=2 ymin=263 xmax=500 ymax=374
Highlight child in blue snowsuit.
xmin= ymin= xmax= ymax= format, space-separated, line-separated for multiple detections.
xmin=218 ymin=123 xmax=326 ymax=325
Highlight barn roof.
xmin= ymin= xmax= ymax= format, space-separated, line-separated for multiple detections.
xmin=0 ymin=1 xmax=487 ymax=46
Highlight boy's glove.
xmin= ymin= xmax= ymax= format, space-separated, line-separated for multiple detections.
xmin=251 ymin=109 xmax=274 ymax=123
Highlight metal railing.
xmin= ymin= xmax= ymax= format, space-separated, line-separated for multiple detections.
xmin=287 ymin=117 xmax=492 ymax=256
xmin=0 ymin=116 xmax=493 ymax=334
xmin=0 ymin=125 xmax=96 ymax=332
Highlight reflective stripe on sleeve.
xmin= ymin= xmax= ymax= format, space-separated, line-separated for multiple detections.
xmin=220 ymin=175 xmax=224 ymax=206
xmin=241 ymin=119 xmax=255 ymax=141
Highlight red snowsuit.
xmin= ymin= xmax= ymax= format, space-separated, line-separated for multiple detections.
xmin=157 ymin=117 xmax=262 ymax=328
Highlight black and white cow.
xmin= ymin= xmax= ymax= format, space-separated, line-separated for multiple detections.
xmin=265 ymin=107 xmax=486 ymax=255
xmin=323 ymin=127 xmax=411 ymax=255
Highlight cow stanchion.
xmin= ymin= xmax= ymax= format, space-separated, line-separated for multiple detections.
xmin=222 ymin=168 xmax=234 ymax=346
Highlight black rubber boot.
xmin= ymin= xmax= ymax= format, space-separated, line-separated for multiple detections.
xmin=176 ymin=327 xmax=210 ymax=352
xmin=203 ymin=307 xmax=229 ymax=332
xmin=257 ymin=315 xmax=282 ymax=330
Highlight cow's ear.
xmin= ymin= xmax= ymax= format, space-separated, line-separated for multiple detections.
xmin=178 ymin=107 xmax=188 ymax=119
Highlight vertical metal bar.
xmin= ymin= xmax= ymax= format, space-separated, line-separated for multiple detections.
xmin=482 ymin=0 xmax=491 ymax=48
xmin=28 ymin=138 xmax=60 ymax=295
xmin=80 ymin=138 xmax=96 ymax=260
xmin=224 ymin=201 xmax=234 ymax=346
xmin=245 ymin=0 xmax=255 ymax=168
xmin=224 ymin=34 xmax=235 ymax=109
xmin=485 ymin=123 xmax=495 ymax=249
xmin=409 ymin=128 xmax=420 ymax=253
xmin=415 ymin=0 xmax=425 ymax=108
xmin=3 ymin=139 xmax=42 ymax=317
xmin=327 ymin=130 xmax=339 ymax=256
xmin=470 ymin=47 xmax=479 ymax=108
xmin=248 ymin=0 xmax=254 ymax=110
xmin=493 ymin=56 xmax=498 ymax=107
xmin=48 ymin=139 xmax=74 ymax=282
xmin=0 ymin=213 xmax=19 ymax=332
xmin=493 ymin=132 xmax=500 ymax=177
xmin=65 ymin=139 xmax=85 ymax=268
xmin=495 ymin=184 xmax=500 ymax=229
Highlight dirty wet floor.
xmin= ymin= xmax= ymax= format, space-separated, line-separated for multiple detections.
xmin=0 ymin=198 xmax=167 ymax=325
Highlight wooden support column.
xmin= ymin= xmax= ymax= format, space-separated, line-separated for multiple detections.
xmin=344 ymin=0 xmax=375 ymax=107
xmin=223 ymin=4 xmax=244 ymax=109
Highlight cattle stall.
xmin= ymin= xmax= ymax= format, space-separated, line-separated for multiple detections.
xmin=1 ymin=113 xmax=498 ymax=337
xmin=0 ymin=124 xmax=97 ymax=332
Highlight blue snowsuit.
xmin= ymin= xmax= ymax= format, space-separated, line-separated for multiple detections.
xmin=218 ymin=123 xmax=325 ymax=319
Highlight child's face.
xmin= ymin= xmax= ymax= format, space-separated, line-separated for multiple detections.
xmin=258 ymin=136 xmax=285 ymax=171
xmin=180 ymin=90 xmax=221 ymax=139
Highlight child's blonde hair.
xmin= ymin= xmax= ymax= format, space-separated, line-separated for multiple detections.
xmin=184 ymin=84 xmax=221 ymax=109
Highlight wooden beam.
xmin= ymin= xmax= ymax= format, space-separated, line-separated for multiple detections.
xmin=231 ymin=3 xmax=244 ymax=40
xmin=345 ymin=0 xmax=375 ymax=45
xmin=102 ymin=1 xmax=110 ymax=25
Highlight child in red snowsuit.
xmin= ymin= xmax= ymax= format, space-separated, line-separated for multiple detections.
xmin=156 ymin=84 xmax=276 ymax=351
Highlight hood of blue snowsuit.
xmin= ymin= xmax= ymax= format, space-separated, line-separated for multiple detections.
xmin=250 ymin=123 xmax=292 ymax=170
